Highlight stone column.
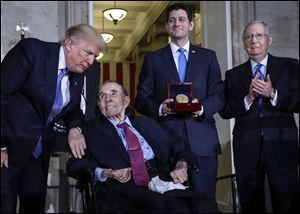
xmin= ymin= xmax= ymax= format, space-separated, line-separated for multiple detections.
xmin=231 ymin=1 xmax=255 ymax=66
xmin=65 ymin=1 xmax=89 ymax=27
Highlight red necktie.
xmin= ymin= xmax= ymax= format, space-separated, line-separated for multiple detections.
xmin=117 ymin=123 xmax=150 ymax=186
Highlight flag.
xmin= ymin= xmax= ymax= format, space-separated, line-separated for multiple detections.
xmin=100 ymin=62 xmax=137 ymax=116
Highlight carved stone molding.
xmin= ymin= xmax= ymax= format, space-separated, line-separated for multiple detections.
xmin=66 ymin=1 xmax=89 ymax=27
xmin=231 ymin=1 xmax=255 ymax=65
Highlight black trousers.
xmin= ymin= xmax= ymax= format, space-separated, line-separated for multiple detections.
xmin=1 ymin=155 xmax=48 ymax=213
xmin=96 ymin=180 xmax=219 ymax=213
xmin=236 ymin=137 xmax=299 ymax=213
xmin=96 ymin=157 xmax=219 ymax=213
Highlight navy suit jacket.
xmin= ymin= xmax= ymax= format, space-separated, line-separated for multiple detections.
xmin=135 ymin=44 xmax=224 ymax=156
xmin=67 ymin=113 xmax=197 ymax=182
xmin=220 ymin=54 xmax=299 ymax=170
xmin=1 ymin=38 xmax=84 ymax=174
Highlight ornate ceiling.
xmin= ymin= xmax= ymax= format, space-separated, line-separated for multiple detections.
xmin=93 ymin=1 xmax=200 ymax=63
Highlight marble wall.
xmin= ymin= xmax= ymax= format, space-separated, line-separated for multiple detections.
xmin=1 ymin=1 xmax=298 ymax=213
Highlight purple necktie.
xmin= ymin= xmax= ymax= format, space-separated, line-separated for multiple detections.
xmin=117 ymin=123 xmax=150 ymax=186
xmin=178 ymin=48 xmax=187 ymax=82
xmin=32 ymin=68 xmax=68 ymax=158
xmin=254 ymin=64 xmax=264 ymax=106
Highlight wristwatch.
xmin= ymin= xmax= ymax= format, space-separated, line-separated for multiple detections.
xmin=270 ymin=89 xmax=276 ymax=99
xmin=75 ymin=127 xmax=82 ymax=135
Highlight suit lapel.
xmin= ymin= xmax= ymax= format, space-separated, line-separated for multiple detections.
xmin=102 ymin=119 xmax=131 ymax=164
xmin=266 ymin=54 xmax=282 ymax=86
xmin=185 ymin=44 xmax=198 ymax=82
xmin=131 ymin=120 xmax=162 ymax=159
xmin=162 ymin=45 xmax=181 ymax=82
xmin=45 ymin=58 xmax=59 ymax=119
xmin=238 ymin=60 xmax=253 ymax=91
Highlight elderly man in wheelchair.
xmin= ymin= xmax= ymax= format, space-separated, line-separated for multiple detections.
xmin=67 ymin=80 xmax=219 ymax=213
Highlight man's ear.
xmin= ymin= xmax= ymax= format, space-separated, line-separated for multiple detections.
xmin=124 ymin=96 xmax=130 ymax=108
xmin=64 ymin=39 xmax=73 ymax=52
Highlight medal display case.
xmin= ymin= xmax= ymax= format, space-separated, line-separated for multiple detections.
xmin=167 ymin=82 xmax=202 ymax=112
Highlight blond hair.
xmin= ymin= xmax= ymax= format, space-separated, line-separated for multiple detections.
xmin=60 ymin=24 xmax=107 ymax=53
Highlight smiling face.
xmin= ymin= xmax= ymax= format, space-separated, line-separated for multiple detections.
xmin=98 ymin=82 xmax=130 ymax=121
xmin=64 ymin=39 xmax=100 ymax=73
xmin=243 ymin=22 xmax=272 ymax=62
xmin=165 ymin=9 xmax=194 ymax=44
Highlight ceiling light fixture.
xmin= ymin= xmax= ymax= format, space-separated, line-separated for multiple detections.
xmin=101 ymin=11 xmax=113 ymax=43
xmin=103 ymin=1 xmax=127 ymax=25
xmin=16 ymin=22 xmax=30 ymax=39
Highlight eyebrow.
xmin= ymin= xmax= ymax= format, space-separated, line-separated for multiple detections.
xmin=99 ymin=89 xmax=118 ymax=95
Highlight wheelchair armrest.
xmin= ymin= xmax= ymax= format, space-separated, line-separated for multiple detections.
xmin=66 ymin=156 xmax=94 ymax=180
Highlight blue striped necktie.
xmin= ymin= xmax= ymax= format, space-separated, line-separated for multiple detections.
xmin=254 ymin=64 xmax=264 ymax=106
xmin=32 ymin=68 xmax=68 ymax=158
xmin=178 ymin=48 xmax=187 ymax=82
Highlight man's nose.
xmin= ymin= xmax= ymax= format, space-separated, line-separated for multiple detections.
xmin=86 ymin=55 xmax=95 ymax=66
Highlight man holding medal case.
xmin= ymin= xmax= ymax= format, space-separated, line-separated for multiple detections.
xmin=135 ymin=3 xmax=224 ymax=201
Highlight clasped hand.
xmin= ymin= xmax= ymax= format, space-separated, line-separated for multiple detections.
xmin=247 ymin=74 xmax=274 ymax=103
xmin=102 ymin=167 xmax=132 ymax=183
xmin=170 ymin=160 xmax=188 ymax=184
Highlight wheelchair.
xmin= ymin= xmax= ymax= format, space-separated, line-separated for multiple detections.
xmin=69 ymin=165 xmax=240 ymax=213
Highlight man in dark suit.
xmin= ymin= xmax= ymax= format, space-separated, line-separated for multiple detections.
xmin=1 ymin=24 xmax=107 ymax=213
xmin=67 ymin=80 xmax=219 ymax=213
xmin=219 ymin=20 xmax=299 ymax=212
xmin=135 ymin=3 xmax=224 ymax=200
xmin=53 ymin=61 xmax=101 ymax=151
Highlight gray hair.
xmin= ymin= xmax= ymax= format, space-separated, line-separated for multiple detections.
xmin=242 ymin=20 xmax=272 ymax=41
xmin=60 ymin=24 xmax=107 ymax=53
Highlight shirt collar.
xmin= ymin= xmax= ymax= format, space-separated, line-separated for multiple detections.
xmin=108 ymin=116 xmax=133 ymax=129
xmin=170 ymin=41 xmax=190 ymax=56
xmin=58 ymin=46 xmax=67 ymax=70
xmin=250 ymin=54 xmax=268 ymax=71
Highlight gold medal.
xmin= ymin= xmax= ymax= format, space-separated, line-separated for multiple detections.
xmin=176 ymin=94 xmax=189 ymax=103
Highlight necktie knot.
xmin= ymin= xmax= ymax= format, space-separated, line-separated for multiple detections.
xmin=117 ymin=122 xmax=128 ymax=129
xmin=254 ymin=64 xmax=264 ymax=80
xmin=178 ymin=47 xmax=185 ymax=54
xmin=60 ymin=68 xmax=68 ymax=76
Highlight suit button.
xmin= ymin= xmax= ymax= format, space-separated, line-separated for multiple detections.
xmin=259 ymin=113 xmax=263 ymax=117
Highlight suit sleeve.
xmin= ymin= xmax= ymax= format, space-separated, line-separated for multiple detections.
xmin=1 ymin=39 xmax=35 ymax=148
xmin=219 ymin=70 xmax=249 ymax=119
xmin=275 ymin=58 xmax=299 ymax=113
xmin=198 ymin=51 xmax=225 ymax=118
xmin=135 ymin=54 xmax=161 ymax=119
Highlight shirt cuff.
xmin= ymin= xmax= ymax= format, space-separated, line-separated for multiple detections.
xmin=95 ymin=167 xmax=107 ymax=182
xmin=244 ymin=96 xmax=252 ymax=111
xmin=198 ymin=105 xmax=204 ymax=116
xmin=270 ymin=89 xmax=278 ymax=106
xmin=159 ymin=103 xmax=167 ymax=116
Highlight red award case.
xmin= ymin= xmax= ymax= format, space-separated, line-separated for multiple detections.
xmin=167 ymin=82 xmax=202 ymax=112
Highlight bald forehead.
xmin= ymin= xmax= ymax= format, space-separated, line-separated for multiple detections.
xmin=101 ymin=82 xmax=121 ymax=92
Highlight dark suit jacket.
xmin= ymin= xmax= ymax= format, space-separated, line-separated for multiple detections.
xmin=84 ymin=61 xmax=101 ymax=122
xmin=1 ymin=38 xmax=84 ymax=174
xmin=66 ymin=114 xmax=222 ymax=213
xmin=135 ymin=43 xmax=224 ymax=156
xmin=67 ymin=113 xmax=197 ymax=182
xmin=219 ymin=54 xmax=299 ymax=170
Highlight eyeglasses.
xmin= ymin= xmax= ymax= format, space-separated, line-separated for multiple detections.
xmin=244 ymin=33 xmax=268 ymax=42
xmin=98 ymin=90 xmax=120 ymax=101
